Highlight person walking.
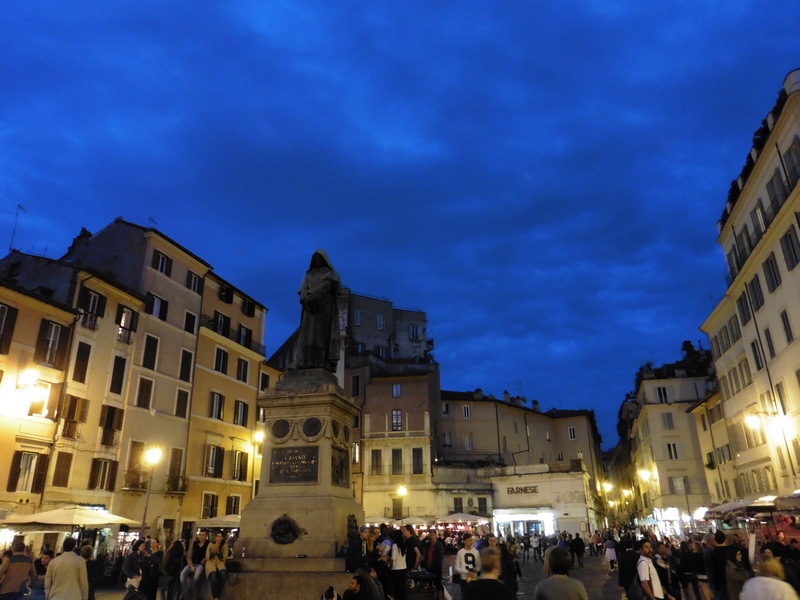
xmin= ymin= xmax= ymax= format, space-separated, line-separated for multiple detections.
xmin=638 ymin=541 xmax=675 ymax=600
xmin=160 ymin=540 xmax=185 ymax=600
xmin=571 ymin=533 xmax=586 ymax=568
xmin=44 ymin=538 xmax=89 ymax=600
xmin=455 ymin=533 xmax=481 ymax=597
xmin=464 ymin=549 xmax=514 ymax=600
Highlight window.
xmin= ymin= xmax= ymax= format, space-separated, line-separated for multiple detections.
xmin=463 ymin=405 xmax=471 ymax=419
xmin=168 ymin=448 xmax=183 ymax=483
xmin=351 ymin=375 xmax=360 ymax=397
xmin=201 ymin=493 xmax=218 ymax=519
xmin=392 ymin=409 xmax=402 ymax=431
xmin=748 ymin=276 xmax=765 ymax=311
xmin=392 ymin=384 xmax=401 ymax=398
xmin=232 ymin=450 xmax=248 ymax=482
xmin=740 ymin=359 xmax=753 ymax=386
xmin=141 ymin=335 xmax=158 ymax=370
xmin=218 ymin=285 xmax=233 ymax=304
xmin=236 ymin=358 xmax=249 ymax=383
xmin=99 ymin=405 xmax=123 ymax=446
xmin=669 ymin=476 xmax=687 ymax=495
xmin=443 ymin=432 xmax=452 ymax=448
xmin=175 ymin=389 xmax=189 ymax=419
xmin=109 ymin=356 xmax=126 ymax=395
xmin=136 ymin=377 xmax=154 ymax=409
xmin=214 ymin=311 xmax=231 ymax=336
xmin=234 ymin=400 xmax=249 ymax=427
xmin=412 ymin=448 xmax=423 ymax=474
xmin=663 ymin=412 xmax=675 ymax=430
xmin=782 ymin=311 xmax=794 ymax=343
xmin=763 ymin=253 xmax=782 ymax=292
xmin=737 ymin=293 xmax=752 ymax=326
xmin=667 ymin=443 xmax=679 ymax=460
xmin=568 ymin=426 xmax=576 ymax=440
xmin=35 ymin=320 xmax=66 ymax=367
xmin=179 ymin=349 xmax=193 ymax=382
xmin=206 ymin=445 xmax=224 ymax=478
xmin=236 ymin=327 xmax=252 ymax=351
xmin=186 ymin=271 xmax=202 ymax=293
xmin=214 ymin=348 xmax=228 ymax=374
xmin=354 ymin=309 xmax=362 ymax=326
xmin=72 ymin=342 xmax=91 ymax=383
xmin=781 ymin=225 xmax=800 ymax=270
xmin=226 ymin=495 xmax=241 ymax=515
xmin=776 ymin=382 xmax=790 ymax=415
xmin=62 ymin=395 xmax=88 ymax=438
xmin=51 ymin=452 xmax=73 ymax=487
xmin=656 ymin=387 xmax=668 ymax=404
xmin=376 ymin=346 xmax=387 ymax=360
xmin=464 ymin=433 xmax=473 ymax=450
xmin=409 ymin=324 xmax=419 ymax=340
xmin=88 ymin=458 xmax=118 ymax=491
xmin=765 ymin=328 xmax=776 ymax=359
xmin=260 ymin=372 xmax=270 ymax=392
xmin=209 ymin=392 xmax=224 ymax=420
xmin=751 ymin=340 xmax=764 ymax=371
xmin=256 ymin=406 xmax=266 ymax=423
xmin=78 ymin=287 xmax=106 ymax=330
xmin=377 ymin=314 xmax=385 ymax=331
xmin=241 ymin=298 xmax=256 ymax=317
xmin=145 ymin=293 xmax=169 ymax=321
xmin=392 ymin=449 xmax=402 ymax=475
xmin=556 ymin=452 xmax=564 ymax=461
xmin=728 ymin=315 xmax=742 ymax=343
xmin=442 ymin=402 xmax=449 ymax=416
xmin=478 ymin=497 xmax=487 ymax=515
xmin=184 ymin=312 xmax=196 ymax=334
xmin=7 ymin=452 xmax=47 ymax=493
xmin=151 ymin=250 xmax=173 ymax=276
xmin=115 ymin=305 xmax=138 ymax=343
xmin=370 ymin=449 xmax=382 ymax=475
xmin=701 ymin=414 xmax=708 ymax=431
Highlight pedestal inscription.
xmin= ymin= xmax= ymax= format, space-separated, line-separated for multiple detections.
xmin=270 ymin=446 xmax=319 ymax=483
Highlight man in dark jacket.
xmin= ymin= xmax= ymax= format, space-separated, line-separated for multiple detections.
xmin=570 ymin=533 xmax=586 ymax=567
xmin=618 ymin=537 xmax=640 ymax=596
xmin=420 ymin=530 xmax=445 ymax=599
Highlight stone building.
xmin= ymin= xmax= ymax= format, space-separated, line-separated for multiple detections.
xmin=700 ymin=68 xmax=800 ymax=497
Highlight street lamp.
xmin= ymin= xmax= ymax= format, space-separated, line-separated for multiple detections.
xmin=603 ymin=482 xmax=613 ymax=493
xmin=397 ymin=485 xmax=407 ymax=526
xmin=252 ymin=430 xmax=265 ymax=500
xmin=140 ymin=447 xmax=163 ymax=536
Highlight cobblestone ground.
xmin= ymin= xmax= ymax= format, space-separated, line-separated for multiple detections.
xmin=443 ymin=550 xmax=621 ymax=600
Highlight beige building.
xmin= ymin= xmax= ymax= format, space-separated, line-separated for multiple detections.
xmin=180 ymin=271 xmax=277 ymax=538
xmin=700 ymin=68 xmax=800 ymax=498
xmin=0 ymin=218 xmax=277 ymax=546
xmin=628 ymin=360 xmax=713 ymax=535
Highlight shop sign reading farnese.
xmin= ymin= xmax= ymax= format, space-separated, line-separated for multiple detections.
xmin=507 ymin=485 xmax=538 ymax=495
xmin=269 ymin=446 xmax=319 ymax=483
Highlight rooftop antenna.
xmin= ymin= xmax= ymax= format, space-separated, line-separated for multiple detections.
xmin=9 ymin=204 xmax=26 ymax=253
xmin=147 ymin=217 xmax=158 ymax=228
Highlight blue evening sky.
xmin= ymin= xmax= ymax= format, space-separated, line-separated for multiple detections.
xmin=3 ymin=2 xmax=800 ymax=447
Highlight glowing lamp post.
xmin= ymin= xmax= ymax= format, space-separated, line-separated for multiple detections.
xmin=252 ymin=430 xmax=265 ymax=499
xmin=140 ymin=447 xmax=163 ymax=536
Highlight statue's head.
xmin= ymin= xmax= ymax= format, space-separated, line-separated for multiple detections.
xmin=310 ymin=249 xmax=333 ymax=270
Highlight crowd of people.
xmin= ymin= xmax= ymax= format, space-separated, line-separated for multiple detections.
xmin=340 ymin=523 xmax=800 ymax=600
xmin=0 ymin=527 xmax=231 ymax=600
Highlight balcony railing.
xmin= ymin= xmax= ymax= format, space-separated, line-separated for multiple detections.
xmin=165 ymin=475 xmax=187 ymax=494
xmin=80 ymin=313 xmax=99 ymax=331
xmin=122 ymin=471 xmax=147 ymax=491
xmin=200 ymin=315 xmax=266 ymax=356
xmin=100 ymin=428 xmax=119 ymax=448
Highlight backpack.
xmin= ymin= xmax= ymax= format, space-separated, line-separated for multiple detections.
xmin=627 ymin=558 xmax=646 ymax=600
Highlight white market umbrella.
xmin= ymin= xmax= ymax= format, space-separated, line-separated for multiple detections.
xmin=400 ymin=516 xmax=432 ymax=526
xmin=436 ymin=513 xmax=488 ymax=524
xmin=364 ymin=516 xmax=396 ymax=525
xmin=2 ymin=505 xmax=139 ymax=529
xmin=195 ymin=514 xmax=241 ymax=529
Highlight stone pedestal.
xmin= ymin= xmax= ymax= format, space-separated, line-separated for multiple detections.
xmin=231 ymin=369 xmax=363 ymax=599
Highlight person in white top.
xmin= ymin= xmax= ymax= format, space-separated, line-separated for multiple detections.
xmin=638 ymin=541 xmax=675 ymax=600
xmin=455 ymin=533 xmax=482 ymax=598
xmin=741 ymin=557 xmax=800 ymax=600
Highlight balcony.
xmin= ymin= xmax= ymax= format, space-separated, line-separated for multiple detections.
xmin=200 ymin=315 xmax=266 ymax=356
xmin=165 ymin=475 xmax=187 ymax=495
xmin=80 ymin=313 xmax=99 ymax=331
xmin=122 ymin=471 xmax=148 ymax=492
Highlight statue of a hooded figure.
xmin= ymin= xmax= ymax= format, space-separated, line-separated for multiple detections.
xmin=290 ymin=250 xmax=341 ymax=373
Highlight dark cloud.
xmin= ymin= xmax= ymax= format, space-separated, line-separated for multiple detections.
xmin=3 ymin=1 xmax=800 ymax=446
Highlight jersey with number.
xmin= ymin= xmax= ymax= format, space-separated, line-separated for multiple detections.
xmin=455 ymin=548 xmax=482 ymax=576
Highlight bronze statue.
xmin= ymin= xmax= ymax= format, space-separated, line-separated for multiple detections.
xmin=291 ymin=250 xmax=340 ymax=372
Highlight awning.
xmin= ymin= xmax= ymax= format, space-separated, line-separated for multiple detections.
xmin=774 ymin=492 xmax=800 ymax=511
xmin=1 ymin=505 xmax=139 ymax=530
xmin=195 ymin=514 xmax=241 ymax=529
xmin=702 ymin=496 xmax=776 ymax=520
